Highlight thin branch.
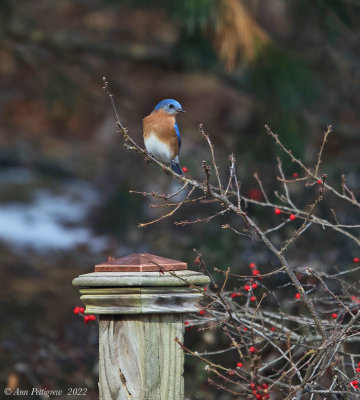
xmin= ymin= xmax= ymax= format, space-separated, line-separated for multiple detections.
xmin=265 ymin=124 xmax=360 ymax=208
xmin=200 ymin=124 xmax=223 ymax=194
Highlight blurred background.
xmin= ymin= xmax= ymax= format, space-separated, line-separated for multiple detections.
xmin=1 ymin=0 xmax=359 ymax=398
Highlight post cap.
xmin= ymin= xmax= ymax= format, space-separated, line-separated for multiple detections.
xmin=73 ymin=253 xmax=210 ymax=314
xmin=95 ymin=253 xmax=188 ymax=272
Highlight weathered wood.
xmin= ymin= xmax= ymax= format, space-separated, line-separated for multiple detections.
xmin=99 ymin=314 xmax=184 ymax=400
xmin=72 ymin=270 xmax=209 ymax=288
xmin=78 ymin=286 xmax=203 ymax=314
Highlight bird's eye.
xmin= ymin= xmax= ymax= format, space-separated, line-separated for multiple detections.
xmin=169 ymin=104 xmax=174 ymax=109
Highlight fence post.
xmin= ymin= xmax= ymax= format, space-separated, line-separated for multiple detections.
xmin=72 ymin=253 xmax=210 ymax=400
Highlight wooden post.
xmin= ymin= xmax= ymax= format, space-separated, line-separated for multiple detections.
xmin=72 ymin=253 xmax=210 ymax=400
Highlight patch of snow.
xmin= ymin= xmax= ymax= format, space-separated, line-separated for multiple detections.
xmin=0 ymin=179 xmax=107 ymax=251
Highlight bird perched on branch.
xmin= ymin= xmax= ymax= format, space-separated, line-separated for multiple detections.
xmin=143 ymin=99 xmax=186 ymax=175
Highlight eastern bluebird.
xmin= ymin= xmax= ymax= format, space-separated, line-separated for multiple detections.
xmin=143 ymin=99 xmax=185 ymax=175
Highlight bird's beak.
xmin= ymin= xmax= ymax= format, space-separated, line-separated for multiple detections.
xmin=178 ymin=109 xmax=186 ymax=114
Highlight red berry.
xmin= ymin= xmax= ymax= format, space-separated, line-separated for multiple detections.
xmin=332 ymin=313 xmax=338 ymax=319
xmin=249 ymin=262 xmax=256 ymax=269
xmin=194 ymin=257 xmax=201 ymax=265
xmin=244 ymin=284 xmax=251 ymax=291
xmin=73 ymin=307 xmax=80 ymax=314
xmin=236 ymin=362 xmax=243 ymax=368
xmin=356 ymin=367 xmax=360 ymax=373
xmin=184 ymin=321 xmax=189 ymax=325
xmin=354 ymin=258 xmax=360 ymax=263
xmin=262 ymin=383 xmax=269 ymax=389
xmin=274 ymin=208 xmax=281 ymax=215
xmin=182 ymin=166 xmax=188 ymax=173
xmin=295 ymin=293 xmax=301 ymax=299
xmin=271 ymin=326 xmax=276 ymax=332
xmin=199 ymin=309 xmax=205 ymax=316
xmin=248 ymin=188 xmax=263 ymax=201
xmin=289 ymin=214 xmax=296 ymax=221
xmin=250 ymin=383 xmax=256 ymax=390
xmin=293 ymin=172 xmax=298 ymax=178
xmin=251 ymin=283 xmax=258 ymax=289
xmin=83 ymin=315 xmax=96 ymax=323
xmin=249 ymin=346 xmax=256 ymax=353
xmin=227 ymin=369 xmax=235 ymax=375
xmin=79 ymin=307 xmax=85 ymax=313
xmin=230 ymin=292 xmax=237 ymax=298
xmin=256 ymin=393 xmax=262 ymax=399
xmin=243 ymin=327 xmax=248 ymax=331
xmin=252 ymin=269 xmax=260 ymax=276
xmin=250 ymin=296 xmax=256 ymax=302
xmin=203 ymin=287 xmax=207 ymax=292
xmin=317 ymin=179 xmax=322 ymax=184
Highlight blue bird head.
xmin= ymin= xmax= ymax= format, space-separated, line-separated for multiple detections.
xmin=153 ymin=99 xmax=186 ymax=115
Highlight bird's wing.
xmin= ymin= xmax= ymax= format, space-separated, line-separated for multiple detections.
xmin=174 ymin=122 xmax=181 ymax=150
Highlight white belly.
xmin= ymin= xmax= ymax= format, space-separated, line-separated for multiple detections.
xmin=144 ymin=134 xmax=173 ymax=163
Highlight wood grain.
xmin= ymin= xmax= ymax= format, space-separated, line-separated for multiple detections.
xmin=99 ymin=314 xmax=184 ymax=400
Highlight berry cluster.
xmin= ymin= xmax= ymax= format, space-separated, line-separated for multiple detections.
xmin=184 ymin=320 xmax=192 ymax=331
xmin=349 ymin=379 xmax=359 ymax=390
xmin=274 ymin=208 xmax=296 ymax=221
xmin=229 ymin=263 xmax=263 ymax=303
xmin=73 ymin=306 xmax=97 ymax=324
xmin=250 ymin=263 xmax=262 ymax=279
xmin=250 ymin=382 xmax=269 ymax=399
xmin=73 ymin=306 xmax=84 ymax=314
xmin=227 ymin=369 xmax=269 ymax=398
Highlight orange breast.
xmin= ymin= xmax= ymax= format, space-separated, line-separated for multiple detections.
xmin=143 ymin=110 xmax=179 ymax=159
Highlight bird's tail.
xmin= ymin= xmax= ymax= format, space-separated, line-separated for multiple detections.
xmin=170 ymin=161 xmax=184 ymax=175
